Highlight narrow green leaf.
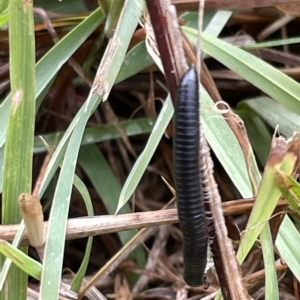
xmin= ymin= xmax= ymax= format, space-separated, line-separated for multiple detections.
xmin=40 ymin=0 xmax=144 ymax=297
xmin=79 ymin=144 xmax=133 ymax=239
xmin=0 ymin=11 xmax=107 ymax=284
xmin=261 ymin=224 xmax=279 ymax=300
xmin=242 ymin=97 xmax=300 ymax=138
xmin=201 ymin=88 xmax=252 ymax=198
xmin=117 ymin=94 xmax=173 ymax=213
xmin=71 ymin=175 xmax=94 ymax=292
xmin=34 ymin=117 xmax=155 ymax=154
xmin=40 ymin=94 xmax=99 ymax=299
xmin=202 ymin=10 xmax=232 ymax=37
xmin=0 ymin=7 xmax=105 ymax=148
xmin=183 ymin=28 xmax=300 ymax=115
xmin=243 ymin=36 xmax=300 ymax=50
xmin=0 ymin=240 xmax=42 ymax=280
xmin=237 ymin=136 xmax=299 ymax=263
xmin=116 ymin=41 xmax=154 ymax=84
xmin=237 ymin=106 xmax=272 ymax=166
xmin=1 ymin=0 xmax=35 ymax=297
xmin=275 ymin=171 xmax=300 ymax=215
xmin=104 ymin=0 xmax=125 ymax=37
xmin=276 ymin=215 xmax=300 ymax=282
xmin=0 ymin=146 xmax=4 ymax=193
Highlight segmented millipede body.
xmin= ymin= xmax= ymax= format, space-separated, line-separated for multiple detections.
xmin=173 ymin=66 xmax=208 ymax=287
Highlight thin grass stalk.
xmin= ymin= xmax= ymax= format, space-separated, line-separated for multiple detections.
xmin=0 ymin=0 xmax=35 ymax=299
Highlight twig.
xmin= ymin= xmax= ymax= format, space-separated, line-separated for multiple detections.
xmin=1 ymin=198 xmax=288 ymax=245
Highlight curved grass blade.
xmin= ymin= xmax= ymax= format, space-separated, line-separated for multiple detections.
xmin=70 ymin=174 xmax=94 ymax=292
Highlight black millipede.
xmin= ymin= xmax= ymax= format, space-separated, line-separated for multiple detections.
xmin=173 ymin=66 xmax=208 ymax=287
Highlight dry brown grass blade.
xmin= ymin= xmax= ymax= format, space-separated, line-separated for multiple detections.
xmin=132 ymin=225 xmax=170 ymax=293
xmin=77 ymin=226 xmax=158 ymax=299
xmin=1 ymin=198 xmax=288 ymax=245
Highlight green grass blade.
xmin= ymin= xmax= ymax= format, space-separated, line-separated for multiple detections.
xmin=0 ymin=240 xmax=42 ymax=281
xmin=78 ymin=144 xmax=146 ymax=270
xmin=92 ymin=0 xmax=143 ymax=98
xmin=0 ymin=0 xmax=35 ymax=297
xmin=243 ymin=36 xmax=300 ymax=50
xmin=242 ymin=97 xmax=300 ymax=137
xmin=183 ymin=28 xmax=300 ymax=114
xmin=34 ymin=117 xmax=155 ymax=154
xmin=41 ymin=1 xmax=144 ymax=297
xmin=0 ymin=7 xmax=105 ymax=148
xmin=201 ymin=88 xmax=253 ymax=198
xmin=117 ymin=94 xmax=173 ymax=212
xmin=0 ymin=147 xmax=3 ymax=193
xmin=40 ymin=94 xmax=99 ymax=299
xmin=261 ymin=224 xmax=279 ymax=300
xmin=203 ymin=10 xmax=232 ymax=37
xmin=71 ymin=175 xmax=94 ymax=292
xmin=79 ymin=144 xmax=133 ymax=238
xmin=237 ymin=106 xmax=272 ymax=166
xmin=237 ymin=136 xmax=298 ymax=263
xmin=276 ymin=215 xmax=300 ymax=282
xmin=116 ymin=41 xmax=154 ymax=84
xmin=104 ymin=0 xmax=124 ymax=37
xmin=201 ymin=32 xmax=300 ymax=114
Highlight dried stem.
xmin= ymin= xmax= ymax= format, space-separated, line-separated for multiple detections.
xmin=3 ymin=198 xmax=288 ymax=245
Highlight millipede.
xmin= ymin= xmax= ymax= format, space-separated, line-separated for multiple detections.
xmin=173 ymin=66 xmax=208 ymax=287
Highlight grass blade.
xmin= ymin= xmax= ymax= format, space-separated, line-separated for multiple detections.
xmin=242 ymin=97 xmax=300 ymax=137
xmin=0 ymin=8 xmax=105 ymax=148
xmin=237 ymin=134 xmax=300 ymax=263
xmin=70 ymin=175 xmax=94 ymax=292
xmin=0 ymin=0 xmax=35 ymax=297
xmin=183 ymin=28 xmax=300 ymax=114
xmin=276 ymin=215 xmax=300 ymax=282
xmin=78 ymin=144 xmax=146 ymax=267
xmin=40 ymin=0 xmax=144 ymax=297
xmin=0 ymin=240 xmax=42 ymax=281
xmin=261 ymin=224 xmax=279 ymax=300
xmin=34 ymin=117 xmax=155 ymax=154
